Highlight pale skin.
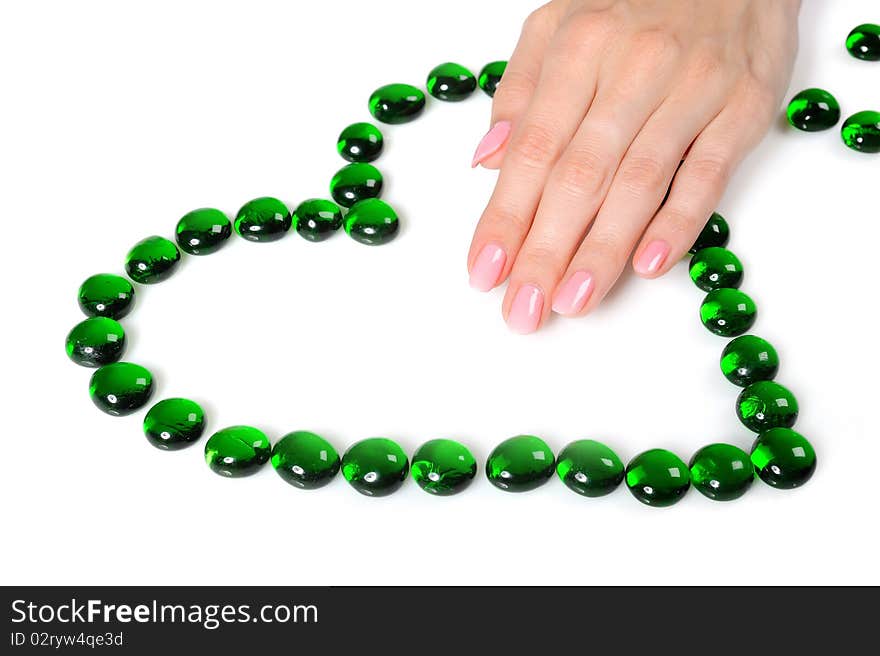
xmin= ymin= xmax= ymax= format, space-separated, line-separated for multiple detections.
xmin=468 ymin=0 xmax=801 ymax=333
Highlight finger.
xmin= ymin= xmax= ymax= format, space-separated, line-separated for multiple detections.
xmin=551 ymin=54 xmax=734 ymax=317
xmin=502 ymin=30 xmax=680 ymax=330
xmin=468 ymin=12 xmax=610 ymax=295
xmin=472 ymin=4 xmax=560 ymax=170
xmin=632 ymin=76 xmax=778 ymax=278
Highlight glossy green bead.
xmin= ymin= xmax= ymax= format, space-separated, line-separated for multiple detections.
xmin=786 ymin=88 xmax=840 ymax=132
xmin=556 ymin=439 xmax=624 ymax=498
xmin=689 ymin=247 xmax=744 ymax=291
xmin=77 ymin=273 xmax=135 ymax=319
xmin=736 ymin=380 xmax=798 ymax=433
xmin=750 ymin=428 xmax=817 ymax=489
xmin=175 ymin=207 xmax=231 ymax=255
xmin=291 ymin=199 xmax=343 ymax=242
xmin=125 ymin=236 xmax=181 ymax=284
xmin=344 ymin=199 xmax=399 ymax=246
xmin=846 ymin=23 xmax=880 ymax=61
xmin=720 ymin=335 xmax=779 ymax=387
xmin=700 ymin=288 xmax=757 ymax=337
xmin=234 ymin=197 xmax=291 ymax=242
xmin=271 ymin=431 xmax=340 ymax=490
xmin=426 ymin=62 xmax=476 ymax=101
xmin=485 ymin=435 xmax=555 ymax=493
xmin=205 ymin=426 xmax=271 ymax=478
xmin=478 ymin=61 xmax=507 ymax=97
xmin=689 ymin=212 xmax=730 ymax=254
xmin=337 ymin=122 xmax=384 ymax=163
xmin=143 ymin=398 xmax=206 ymax=451
xmin=341 ymin=438 xmax=409 ymax=497
xmin=329 ymin=163 xmax=383 ymax=208
xmin=841 ymin=111 xmax=880 ymax=153
xmin=89 ymin=362 xmax=154 ymax=416
xmin=689 ymin=443 xmax=755 ymax=501
xmin=368 ymin=83 xmax=426 ymax=124
xmin=625 ymin=449 xmax=690 ymax=507
xmin=65 ymin=317 xmax=125 ymax=367
xmin=410 ymin=439 xmax=477 ymax=496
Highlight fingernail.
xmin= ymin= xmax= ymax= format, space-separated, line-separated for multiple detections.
xmin=634 ymin=240 xmax=671 ymax=276
xmin=552 ymin=271 xmax=594 ymax=315
xmin=507 ymin=284 xmax=544 ymax=334
xmin=469 ymin=243 xmax=506 ymax=291
xmin=471 ymin=121 xmax=512 ymax=168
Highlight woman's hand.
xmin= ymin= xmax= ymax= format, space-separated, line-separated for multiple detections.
xmin=468 ymin=0 xmax=799 ymax=333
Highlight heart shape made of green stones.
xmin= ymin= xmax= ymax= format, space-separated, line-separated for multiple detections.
xmin=65 ymin=60 xmax=817 ymax=507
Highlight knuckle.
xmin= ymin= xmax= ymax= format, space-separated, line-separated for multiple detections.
xmin=510 ymin=120 xmax=559 ymax=166
xmin=516 ymin=241 xmax=564 ymax=273
xmin=565 ymin=9 xmax=616 ymax=39
xmin=659 ymin=207 xmax=699 ymax=239
xmin=488 ymin=202 xmax=531 ymax=234
xmin=686 ymin=154 xmax=731 ymax=188
xmin=582 ymin=230 xmax=626 ymax=268
xmin=555 ymin=146 xmax=611 ymax=198
xmin=616 ymin=154 xmax=668 ymax=197
xmin=630 ymin=28 xmax=681 ymax=64
xmin=686 ymin=46 xmax=725 ymax=83
xmin=492 ymin=69 xmax=536 ymax=107
xmin=523 ymin=4 xmax=552 ymax=33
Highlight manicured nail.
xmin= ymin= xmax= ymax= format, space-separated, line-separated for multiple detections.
xmin=471 ymin=121 xmax=512 ymax=168
xmin=469 ymin=242 xmax=506 ymax=291
xmin=634 ymin=240 xmax=671 ymax=276
xmin=552 ymin=271 xmax=594 ymax=315
xmin=507 ymin=284 xmax=543 ymax=334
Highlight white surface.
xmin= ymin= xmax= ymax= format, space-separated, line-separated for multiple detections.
xmin=1 ymin=0 xmax=878 ymax=586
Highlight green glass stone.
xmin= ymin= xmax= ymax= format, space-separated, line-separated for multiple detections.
xmin=689 ymin=247 xmax=744 ymax=291
xmin=689 ymin=443 xmax=755 ymax=501
xmin=426 ymin=62 xmax=476 ymax=101
xmin=486 ymin=435 xmax=554 ymax=493
xmin=271 ymin=431 xmax=340 ymax=490
xmin=841 ymin=111 xmax=880 ymax=153
xmin=143 ymin=398 xmax=205 ymax=450
xmin=175 ymin=207 xmax=231 ymax=255
xmin=478 ymin=60 xmax=507 ymax=97
xmin=720 ymin=335 xmax=779 ymax=387
xmin=700 ymin=288 xmax=757 ymax=337
xmin=205 ymin=425 xmax=271 ymax=478
xmin=410 ymin=439 xmax=477 ymax=496
xmin=341 ymin=438 xmax=409 ymax=497
xmin=688 ymin=212 xmax=730 ymax=254
xmin=125 ymin=236 xmax=181 ymax=284
xmin=751 ymin=428 xmax=817 ymax=489
xmin=556 ymin=439 xmax=624 ymax=497
xmin=846 ymin=23 xmax=880 ymax=61
xmin=786 ymin=88 xmax=841 ymax=132
xmin=65 ymin=317 xmax=125 ymax=368
xmin=77 ymin=273 xmax=135 ymax=319
xmin=344 ymin=198 xmax=399 ymax=246
xmin=337 ymin=122 xmax=384 ymax=163
xmin=329 ymin=163 xmax=383 ymax=208
xmin=368 ymin=83 xmax=426 ymax=124
xmin=736 ymin=380 xmax=799 ymax=433
xmin=290 ymin=198 xmax=342 ymax=242
xmin=234 ymin=197 xmax=291 ymax=242
xmin=625 ymin=449 xmax=690 ymax=507
xmin=89 ymin=362 xmax=154 ymax=416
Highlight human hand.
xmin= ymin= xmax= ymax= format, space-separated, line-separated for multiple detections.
xmin=467 ymin=0 xmax=800 ymax=333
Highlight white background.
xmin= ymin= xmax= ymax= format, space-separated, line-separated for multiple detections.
xmin=1 ymin=0 xmax=878 ymax=586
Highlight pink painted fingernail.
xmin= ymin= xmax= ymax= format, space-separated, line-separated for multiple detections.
xmin=506 ymin=284 xmax=543 ymax=334
xmin=469 ymin=242 xmax=506 ymax=291
xmin=471 ymin=121 xmax=512 ymax=168
xmin=634 ymin=240 xmax=671 ymax=275
xmin=552 ymin=271 xmax=594 ymax=315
